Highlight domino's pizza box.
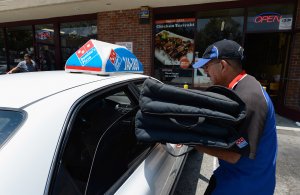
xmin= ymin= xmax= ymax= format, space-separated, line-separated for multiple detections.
xmin=65 ymin=39 xmax=143 ymax=74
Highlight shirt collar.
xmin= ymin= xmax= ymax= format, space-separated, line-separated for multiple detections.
xmin=228 ymin=70 xmax=247 ymax=89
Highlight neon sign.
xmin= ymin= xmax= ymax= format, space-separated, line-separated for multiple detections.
xmin=36 ymin=30 xmax=52 ymax=40
xmin=254 ymin=12 xmax=282 ymax=24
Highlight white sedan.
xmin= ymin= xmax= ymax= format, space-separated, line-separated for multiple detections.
xmin=0 ymin=71 xmax=188 ymax=195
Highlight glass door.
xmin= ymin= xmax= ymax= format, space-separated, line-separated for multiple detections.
xmin=7 ymin=26 xmax=34 ymax=70
xmin=35 ymin=24 xmax=56 ymax=71
xmin=36 ymin=43 xmax=56 ymax=71
xmin=244 ymin=32 xmax=291 ymax=106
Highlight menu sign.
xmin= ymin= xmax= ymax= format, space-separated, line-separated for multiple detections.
xmin=154 ymin=18 xmax=195 ymax=69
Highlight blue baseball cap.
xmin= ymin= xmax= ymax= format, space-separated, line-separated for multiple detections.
xmin=193 ymin=39 xmax=244 ymax=68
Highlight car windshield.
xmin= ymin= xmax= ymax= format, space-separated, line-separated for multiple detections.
xmin=0 ymin=109 xmax=25 ymax=148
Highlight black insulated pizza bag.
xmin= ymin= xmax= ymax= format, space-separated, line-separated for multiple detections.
xmin=135 ymin=78 xmax=247 ymax=149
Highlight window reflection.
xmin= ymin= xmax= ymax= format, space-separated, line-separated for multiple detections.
xmin=194 ymin=9 xmax=244 ymax=88
xmin=60 ymin=20 xmax=97 ymax=65
xmin=195 ymin=9 xmax=244 ymax=56
xmin=7 ymin=26 xmax=34 ymax=68
xmin=0 ymin=29 xmax=7 ymax=74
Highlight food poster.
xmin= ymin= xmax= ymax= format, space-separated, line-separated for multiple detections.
xmin=154 ymin=18 xmax=196 ymax=84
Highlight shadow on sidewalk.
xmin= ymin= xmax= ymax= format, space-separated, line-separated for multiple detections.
xmin=276 ymin=114 xmax=300 ymax=129
xmin=173 ymin=150 xmax=206 ymax=195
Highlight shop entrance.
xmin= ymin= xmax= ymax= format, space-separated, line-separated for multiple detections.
xmin=36 ymin=43 xmax=56 ymax=71
xmin=243 ymin=32 xmax=291 ymax=106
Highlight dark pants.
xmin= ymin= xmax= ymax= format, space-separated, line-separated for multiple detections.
xmin=204 ymin=174 xmax=217 ymax=195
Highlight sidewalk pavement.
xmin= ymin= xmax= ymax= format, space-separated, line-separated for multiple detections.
xmin=276 ymin=114 xmax=300 ymax=131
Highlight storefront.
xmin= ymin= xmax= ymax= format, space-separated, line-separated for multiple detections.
xmin=0 ymin=0 xmax=299 ymax=119
xmin=0 ymin=14 xmax=97 ymax=73
xmin=153 ymin=1 xmax=298 ymax=119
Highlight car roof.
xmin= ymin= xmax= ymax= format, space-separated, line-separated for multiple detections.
xmin=0 ymin=71 xmax=147 ymax=108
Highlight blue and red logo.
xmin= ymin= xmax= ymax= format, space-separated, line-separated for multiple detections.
xmin=76 ymin=40 xmax=94 ymax=58
xmin=65 ymin=39 xmax=143 ymax=74
xmin=66 ymin=40 xmax=102 ymax=72
xmin=108 ymin=49 xmax=123 ymax=71
xmin=236 ymin=137 xmax=248 ymax=148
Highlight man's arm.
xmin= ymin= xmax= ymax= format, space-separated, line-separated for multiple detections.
xmin=7 ymin=61 xmax=22 ymax=74
xmin=7 ymin=66 xmax=20 ymax=74
xmin=195 ymin=145 xmax=241 ymax=164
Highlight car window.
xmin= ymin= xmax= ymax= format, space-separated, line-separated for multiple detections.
xmin=135 ymin=83 xmax=144 ymax=92
xmin=50 ymin=85 xmax=151 ymax=195
xmin=84 ymin=108 xmax=151 ymax=195
xmin=106 ymin=91 xmax=131 ymax=104
xmin=131 ymin=81 xmax=146 ymax=97
xmin=0 ymin=109 xmax=25 ymax=148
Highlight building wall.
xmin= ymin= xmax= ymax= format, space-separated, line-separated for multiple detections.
xmin=96 ymin=5 xmax=300 ymax=117
xmin=97 ymin=9 xmax=153 ymax=76
xmin=285 ymin=0 xmax=300 ymax=112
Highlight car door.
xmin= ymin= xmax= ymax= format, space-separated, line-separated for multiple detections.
xmin=48 ymin=80 xmax=148 ymax=194
xmin=110 ymin=81 xmax=189 ymax=195
xmin=48 ymin=79 xmax=187 ymax=195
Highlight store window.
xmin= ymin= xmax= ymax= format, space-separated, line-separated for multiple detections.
xmin=35 ymin=24 xmax=56 ymax=70
xmin=247 ymin=4 xmax=294 ymax=32
xmin=244 ymin=4 xmax=294 ymax=106
xmin=154 ymin=18 xmax=196 ymax=86
xmin=0 ymin=29 xmax=7 ymax=74
xmin=60 ymin=20 xmax=97 ymax=66
xmin=244 ymin=32 xmax=291 ymax=106
xmin=7 ymin=26 xmax=34 ymax=69
xmin=194 ymin=8 xmax=244 ymax=88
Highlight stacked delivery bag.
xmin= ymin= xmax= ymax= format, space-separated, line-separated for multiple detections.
xmin=135 ymin=78 xmax=247 ymax=149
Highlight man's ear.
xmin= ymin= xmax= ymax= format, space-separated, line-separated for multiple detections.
xmin=220 ymin=60 xmax=228 ymax=72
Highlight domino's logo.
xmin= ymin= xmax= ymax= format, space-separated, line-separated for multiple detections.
xmin=75 ymin=40 xmax=97 ymax=65
xmin=109 ymin=49 xmax=122 ymax=71
xmin=236 ymin=137 xmax=248 ymax=148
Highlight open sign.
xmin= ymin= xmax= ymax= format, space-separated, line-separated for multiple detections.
xmin=254 ymin=12 xmax=282 ymax=24
xmin=36 ymin=30 xmax=52 ymax=40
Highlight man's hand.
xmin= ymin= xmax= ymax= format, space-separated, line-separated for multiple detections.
xmin=7 ymin=67 xmax=18 ymax=74
xmin=195 ymin=145 xmax=241 ymax=164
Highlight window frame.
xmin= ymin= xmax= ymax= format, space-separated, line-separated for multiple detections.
xmin=47 ymin=78 xmax=153 ymax=194
xmin=84 ymin=106 xmax=153 ymax=194
xmin=0 ymin=107 xmax=27 ymax=150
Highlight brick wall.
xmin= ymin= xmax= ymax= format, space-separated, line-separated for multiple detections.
xmin=285 ymin=1 xmax=300 ymax=111
xmin=97 ymin=9 xmax=153 ymax=76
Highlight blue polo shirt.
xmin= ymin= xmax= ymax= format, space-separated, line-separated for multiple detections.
xmin=212 ymin=74 xmax=277 ymax=195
